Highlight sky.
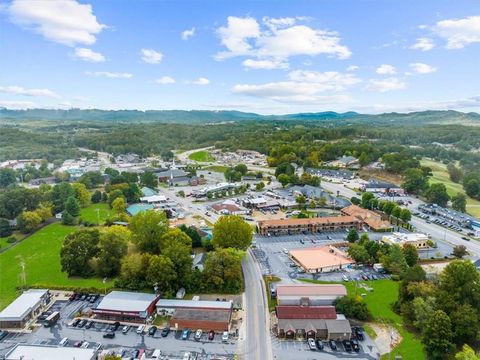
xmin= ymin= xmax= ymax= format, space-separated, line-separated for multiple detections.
xmin=0 ymin=0 xmax=480 ymax=114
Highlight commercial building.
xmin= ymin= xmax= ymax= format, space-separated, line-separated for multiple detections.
xmin=5 ymin=344 xmax=96 ymax=360
xmin=0 ymin=289 xmax=50 ymax=329
xmin=326 ymin=155 xmax=359 ymax=169
xmin=275 ymin=306 xmax=351 ymax=340
xmin=257 ymin=216 xmax=361 ymax=236
xmin=157 ymin=299 xmax=233 ymax=331
xmin=276 ymin=284 xmax=347 ymax=306
xmin=289 ymin=245 xmax=355 ymax=273
xmin=211 ymin=200 xmax=249 ymax=215
xmin=362 ymin=180 xmax=404 ymax=195
xmin=306 ymin=168 xmax=356 ymax=180
xmin=93 ymin=291 xmax=160 ymax=323
xmin=381 ymin=232 xmax=430 ymax=248
xmin=341 ymin=204 xmax=393 ymax=231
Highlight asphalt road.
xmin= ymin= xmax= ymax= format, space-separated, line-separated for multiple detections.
xmin=240 ymin=250 xmax=272 ymax=360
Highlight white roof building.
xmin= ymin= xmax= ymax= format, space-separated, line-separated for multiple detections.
xmin=5 ymin=344 xmax=96 ymax=360
xmin=140 ymin=194 xmax=167 ymax=203
xmin=0 ymin=289 xmax=49 ymax=325
xmin=95 ymin=291 xmax=158 ymax=314
xmin=381 ymin=232 xmax=430 ymax=248
xmin=156 ymin=299 xmax=233 ymax=312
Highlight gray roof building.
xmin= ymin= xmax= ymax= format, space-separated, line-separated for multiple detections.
xmin=0 ymin=289 xmax=49 ymax=329
xmin=5 ymin=344 xmax=96 ymax=360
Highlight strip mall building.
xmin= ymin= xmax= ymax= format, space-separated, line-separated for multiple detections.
xmin=257 ymin=216 xmax=361 ymax=236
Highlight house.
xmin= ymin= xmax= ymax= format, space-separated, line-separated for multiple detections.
xmin=170 ymin=176 xmax=191 ymax=186
xmin=192 ymin=252 xmax=207 ymax=271
xmin=381 ymin=232 xmax=430 ymax=249
xmin=306 ymin=168 xmax=356 ymax=180
xmin=341 ymin=204 xmax=393 ymax=232
xmin=115 ymin=153 xmax=141 ymax=164
xmin=276 ymin=284 xmax=347 ymax=306
xmin=326 ymin=155 xmax=359 ymax=169
xmin=289 ymin=245 xmax=356 ymax=273
xmin=275 ymin=306 xmax=351 ymax=340
xmin=28 ymin=177 xmax=57 ymax=186
xmin=93 ymin=291 xmax=160 ymax=323
xmin=362 ymin=180 xmax=404 ymax=195
xmin=188 ymin=176 xmax=207 ymax=186
xmin=156 ymin=169 xmax=188 ymax=183
xmin=5 ymin=344 xmax=96 ymax=360
xmin=0 ymin=289 xmax=50 ymax=329
xmin=211 ymin=200 xmax=249 ymax=215
xmin=257 ymin=216 xmax=361 ymax=236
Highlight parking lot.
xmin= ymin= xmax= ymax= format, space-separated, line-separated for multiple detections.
xmin=271 ymin=334 xmax=380 ymax=360
xmin=0 ymin=296 xmax=238 ymax=359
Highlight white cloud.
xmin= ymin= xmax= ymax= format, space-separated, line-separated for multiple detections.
xmin=410 ymin=37 xmax=435 ymax=51
xmin=232 ymin=70 xmax=359 ymax=104
xmin=85 ymin=71 xmax=132 ymax=79
xmin=7 ymin=0 xmax=105 ymax=46
xmin=74 ymin=47 xmax=105 ymax=62
xmin=434 ymin=16 xmax=480 ymax=49
xmin=191 ymin=77 xmax=210 ymax=85
xmin=376 ymin=64 xmax=396 ymax=75
xmin=155 ymin=76 xmax=176 ymax=84
xmin=0 ymin=100 xmax=36 ymax=109
xmin=181 ymin=27 xmax=195 ymax=40
xmin=242 ymin=59 xmax=288 ymax=70
xmin=140 ymin=48 xmax=163 ymax=64
xmin=347 ymin=65 xmax=359 ymax=72
xmin=365 ymin=78 xmax=406 ymax=92
xmin=215 ymin=16 xmax=351 ymax=64
xmin=0 ymin=85 xmax=58 ymax=98
xmin=409 ymin=62 xmax=438 ymax=74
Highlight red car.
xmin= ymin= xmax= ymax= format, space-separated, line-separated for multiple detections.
xmin=208 ymin=330 xmax=215 ymax=340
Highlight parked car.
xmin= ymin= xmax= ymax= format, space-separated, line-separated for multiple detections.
xmin=122 ymin=325 xmax=130 ymax=334
xmin=112 ymin=321 xmax=121 ymax=331
xmin=73 ymin=341 xmax=83 ymax=347
xmin=194 ymin=329 xmax=203 ymax=341
xmin=329 ymin=340 xmax=337 ymax=351
xmin=161 ymin=327 xmax=170 ymax=337
xmin=208 ymin=330 xmax=215 ymax=340
xmin=85 ymin=320 xmax=94 ymax=329
xmin=343 ymin=339 xmax=353 ymax=352
xmin=353 ymin=326 xmax=365 ymax=341
xmin=182 ymin=329 xmax=190 ymax=340
xmin=0 ymin=330 xmax=9 ymax=341
xmin=77 ymin=319 xmax=86 ymax=328
xmin=315 ymin=339 xmax=324 ymax=350
xmin=59 ymin=337 xmax=69 ymax=346
xmin=103 ymin=331 xmax=115 ymax=339
xmin=307 ymin=338 xmax=317 ymax=351
xmin=148 ymin=326 xmax=157 ymax=336
xmin=80 ymin=342 xmax=90 ymax=348
xmin=69 ymin=319 xmax=80 ymax=327
xmin=222 ymin=331 xmax=229 ymax=342
xmin=68 ymin=293 xmax=76 ymax=301
xmin=351 ymin=339 xmax=360 ymax=352
xmin=136 ymin=325 xmax=145 ymax=334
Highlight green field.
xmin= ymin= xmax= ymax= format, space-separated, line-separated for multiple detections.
xmin=188 ymin=150 xmax=215 ymax=162
xmin=0 ymin=223 xmax=114 ymax=310
xmin=302 ymin=279 xmax=425 ymax=359
xmin=80 ymin=203 xmax=115 ymax=225
xmin=203 ymin=165 xmax=228 ymax=173
xmin=421 ymin=159 xmax=480 ymax=217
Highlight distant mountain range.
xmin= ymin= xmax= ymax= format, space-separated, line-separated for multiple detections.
xmin=0 ymin=108 xmax=479 ymax=126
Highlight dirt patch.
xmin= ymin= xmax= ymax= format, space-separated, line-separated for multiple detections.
xmin=369 ymin=322 xmax=402 ymax=355
xmin=359 ymin=169 xmax=403 ymax=186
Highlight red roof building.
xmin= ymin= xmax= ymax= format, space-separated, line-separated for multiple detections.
xmin=276 ymin=306 xmax=337 ymax=320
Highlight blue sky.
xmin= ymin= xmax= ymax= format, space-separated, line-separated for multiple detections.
xmin=1 ymin=0 xmax=479 ymax=114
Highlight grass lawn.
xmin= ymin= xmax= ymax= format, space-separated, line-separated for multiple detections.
xmin=301 ymin=278 xmax=425 ymax=359
xmin=188 ymin=150 xmax=215 ymax=162
xmin=0 ymin=232 xmax=26 ymax=250
xmin=421 ymin=159 xmax=480 ymax=217
xmin=0 ymin=223 xmax=115 ymax=310
xmin=203 ymin=165 xmax=228 ymax=173
xmin=80 ymin=203 xmax=115 ymax=225
xmin=263 ymin=275 xmax=280 ymax=312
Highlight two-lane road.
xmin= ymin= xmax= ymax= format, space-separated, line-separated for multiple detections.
xmin=240 ymin=250 xmax=273 ymax=360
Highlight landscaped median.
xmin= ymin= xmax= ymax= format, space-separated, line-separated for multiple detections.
xmin=0 ymin=222 xmax=115 ymax=310
xmin=301 ymin=278 xmax=425 ymax=359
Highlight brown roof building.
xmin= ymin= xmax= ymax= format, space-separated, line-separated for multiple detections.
xmin=276 ymin=306 xmax=337 ymax=320
xmin=341 ymin=204 xmax=393 ymax=231
xmin=169 ymin=308 xmax=231 ymax=332
xmin=289 ymin=245 xmax=355 ymax=273
xmin=257 ymin=215 xmax=361 ymax=235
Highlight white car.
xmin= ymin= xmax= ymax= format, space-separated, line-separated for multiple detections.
xmin=222 ymin=331 xmax=229 ymax=342
xmin=80 ymin=341 xmax=90 ymax=348
xmin=136 ymin=325 xmax=145 ymax=334
xmin=308 ymin=338 xmax=317 ymax=351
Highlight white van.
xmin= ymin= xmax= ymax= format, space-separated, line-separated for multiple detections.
xmin=136 ymin=325 xmax=145 ymax=334
xmin=59 ymin=337 xmax=69 ymax=346
xmin=151 ymin=349 xmax=161 ymax=358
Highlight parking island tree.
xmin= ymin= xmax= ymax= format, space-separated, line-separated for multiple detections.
xmin=212 ymin=215 xmax=252 ymax=250
xmin=128 ymin=210 xmax=169 ymax=254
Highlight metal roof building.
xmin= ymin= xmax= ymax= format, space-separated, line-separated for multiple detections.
xmin=0 ymin=289 xmax=49 ymax=329
xmin=93 ymin=291 xmax=160 ymax=323
xmin=5 ymin=344 xmax=96 ymax=360
xmin=156 ymin=299 xmax=233 ymax=312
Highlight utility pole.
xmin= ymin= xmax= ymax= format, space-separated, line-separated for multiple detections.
xmin=18 ymin=256 xmax=26 ymax=289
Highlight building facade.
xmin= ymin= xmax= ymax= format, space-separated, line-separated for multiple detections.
xmin=257 ymin=216 xmax=361 ymax=236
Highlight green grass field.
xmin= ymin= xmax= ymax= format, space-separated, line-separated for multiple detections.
xmin=302 ymin=279 xmax=425 ymax=359
xmin=188 ymin=150 xmax=215 ymax=162
xmin=203 ymin=165 xmax=228 ymax=173
xmin=421 ymin=159 xmax=480 ymax=217
xmin=80 ymin=203 xmax=115 ymax=225
xmin=0 ymin=223 xmax=114 ymax=310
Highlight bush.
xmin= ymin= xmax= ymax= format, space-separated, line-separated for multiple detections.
xmin=6 ymin=236 xmax=16 ymax=244
xmin=333 ymin=296 xmax=372 ymax=321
